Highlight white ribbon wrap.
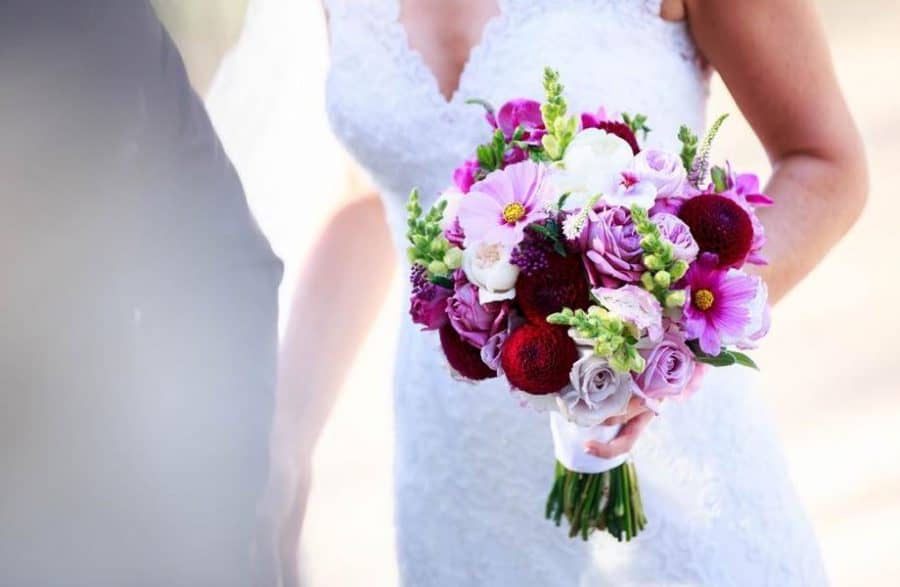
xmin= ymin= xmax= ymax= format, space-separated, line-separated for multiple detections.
xmin=550 ymin=411 xmax=628 ymax=474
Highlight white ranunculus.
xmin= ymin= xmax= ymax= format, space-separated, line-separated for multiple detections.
xmin=436 ymin=186 xmax=463 ymax=232
xmin=553 ymin=128 xmax=635 ymax=210
xmin=557 ymin=351 xmax=635 ymax=426
xmin=462 ymin=241 xmax=519 ymax=304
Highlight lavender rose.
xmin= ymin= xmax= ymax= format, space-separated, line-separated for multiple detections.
xmin=577 ymin=206 xmax=644 ymax=287
xmin=447 ymin=278 xmax=510 ymax=348
xmin=652 ymin=213 xmax=699 ymax=263
xmin=559 ymin=352 xmax=635 ymax=426
xmin=633 ymin=149 xmax=686 ymax=197
xmin=636 ymin=332 xmax=696 ymax=400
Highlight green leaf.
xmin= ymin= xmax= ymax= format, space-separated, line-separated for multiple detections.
xmin=729 ymin=351 xmax=760 ymax=370
xmin=430 ymin=275 xmax=454 ymax=289
xmin=711 ymin=166 xmax=728 ymax=193
xmin=695 ymin=353 xmax=737 ymax=367
xmin=476 ymin=144 xmax=496 ymax=170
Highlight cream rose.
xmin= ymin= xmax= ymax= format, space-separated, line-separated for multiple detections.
xmin=462 ymin=241 xmax=519 ymax=304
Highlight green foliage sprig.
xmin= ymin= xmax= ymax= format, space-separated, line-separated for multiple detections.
xmin=686 ymin=340 xmax=759 ymax=370
xmin=547 ymin=306 xmax=645 ymax=374
xmin=540 ymin=68 xmax=579 ymax=161
xmin=630 ymin=205 xmax=688 ymax=308
xmin=677 ymin=125 xmax=699 ymax=173
xmin=622 ymin=112 xmax=651 ymax=140
xmin=688 ymin=113 xmax=729 ymax=187
xmin=405 ymin=189 xmax=461 ymax=279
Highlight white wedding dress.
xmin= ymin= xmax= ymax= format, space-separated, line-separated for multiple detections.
xmin=324 ymin=1 xmax=828 ymax=584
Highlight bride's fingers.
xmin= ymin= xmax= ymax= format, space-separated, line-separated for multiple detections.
xmin=601 ymin=396 xmax=650 ymax=426
xmin=584 ymin=411 xmax=655 ymax=459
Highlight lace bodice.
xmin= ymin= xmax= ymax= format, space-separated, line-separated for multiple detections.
xmin=324 ymin=2 xmax=827 ymax=585
xmin=326 ymin=0 xmax=708 ymax=248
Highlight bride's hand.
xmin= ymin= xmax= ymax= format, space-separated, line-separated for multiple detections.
xmin=583 ymin=396 xmax=656 ymax=459
xmin=583 ymin=364 xmax=709 ymax=458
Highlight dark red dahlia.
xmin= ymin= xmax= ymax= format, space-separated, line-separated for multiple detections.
xmin=584 ymin=119 xmax=640 ymax=155
xmin=516 ymin=252 xmax=591 ymax=322
xmin=501 ymin=324 xmax=579 ymax=395
xmin=678 ymin=194 xmax=754 ymax=267
xmin=439 ymin=323 xmax=496 ymax=381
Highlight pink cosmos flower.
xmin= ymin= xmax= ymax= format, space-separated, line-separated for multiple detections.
xmin=682 ymin=260 xmax=759 ymax=355
xmin=457 ymin=160 xmax=555 ymax=248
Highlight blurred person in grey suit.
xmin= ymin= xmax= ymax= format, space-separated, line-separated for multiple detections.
xmin=0 ymin=1 xmax=282 ymax=585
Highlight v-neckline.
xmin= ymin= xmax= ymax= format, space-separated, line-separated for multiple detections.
xmin=392 ymin=0 xmax=505 ymax=106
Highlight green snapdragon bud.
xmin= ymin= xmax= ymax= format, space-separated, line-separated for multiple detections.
xmin=670 ymin=260 xmax=689 ymax=281
xmin=644 ymin=255 xmax=663 ymax=271
xmin=665 ymin=290 xmax=687 ymax=308
xmin=653 ymin=271 xmax=672 ymax=289
xmin=641 ymin=272 xmax=656 ymax=291
xmin=428 ymin=260 xmax=448 ymax=277
xmin=444 ymin=247 xmax=463 ymax=270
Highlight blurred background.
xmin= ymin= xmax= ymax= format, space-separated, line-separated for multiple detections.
xmin=155 ymin=1 xmax=899 ymax=585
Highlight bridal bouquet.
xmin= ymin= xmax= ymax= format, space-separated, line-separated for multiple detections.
xmin=405 ymin=68 xmax=770 ymax=541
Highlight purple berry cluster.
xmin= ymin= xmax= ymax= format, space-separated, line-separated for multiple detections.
xmin=510 ymin=233 xmax=551 ymax=276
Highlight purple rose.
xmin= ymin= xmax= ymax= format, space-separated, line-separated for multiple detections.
xmin=453 ymin=158 xmax=480 ymax=193
xmin=652 ymin=213 xmax=699 ymax=263
xmin=576 ymin=207 xmax=644 ymax=287
xmin=633 ymin=150 xmax=687 ymax=198
xmin=447 ymin=280 xmax=510 ymax=348
xmin=636 ymin=332 xmax=696 ymax=400
xmin=409 ymin=281 xmax=451 ymax=331
xmin=490 ymin=99 xmax=545 ymax=143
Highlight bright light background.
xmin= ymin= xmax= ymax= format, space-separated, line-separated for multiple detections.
xmin=160 ymin=1 xmax=900 ymax=584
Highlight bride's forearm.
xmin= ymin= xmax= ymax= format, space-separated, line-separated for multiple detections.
xmin=755 ymin=150 xmax=867 ymax=304
xmin=270 ymin=194 xmax=394 ymax=538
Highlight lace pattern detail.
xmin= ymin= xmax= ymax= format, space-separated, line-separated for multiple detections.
xmin=325 ymin=1 xmax=827 ymax=585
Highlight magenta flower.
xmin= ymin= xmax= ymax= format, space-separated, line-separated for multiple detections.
xmin=453 ymin=157 xmax=480 ymax=193
xmin=447 ymin=278 xmax=510 ymax=349
xmin=682 ymin=261 xmax=759 ymax=355
xmin=457 ymin=160 xmax=555 ymax=247
xmin=489 ymin=99 xmax=545 ymax=143
xmin=409 ymin=266 xmax=451 ymax=331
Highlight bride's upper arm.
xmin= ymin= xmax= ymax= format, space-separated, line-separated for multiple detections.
xmin=685 ymin=0 xmax=864 ymax=171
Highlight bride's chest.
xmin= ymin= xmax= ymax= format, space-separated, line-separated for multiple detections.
xmin=325 ymin=0 xmax=709 ymax=200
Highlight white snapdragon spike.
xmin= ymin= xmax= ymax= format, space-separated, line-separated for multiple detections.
xmin=461 ymin=241 xmax=519 ymax=304
xmin=553 ymin=128 xmax=635 ymax=211
xmin=436 ymin=186 xmax=464 ymax=232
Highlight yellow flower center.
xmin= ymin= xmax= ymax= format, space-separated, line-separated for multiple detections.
xmin=693 ymin=289 xmax=715 ymax=311
xmin=502 ymin=202 xmax=526 ymax=224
